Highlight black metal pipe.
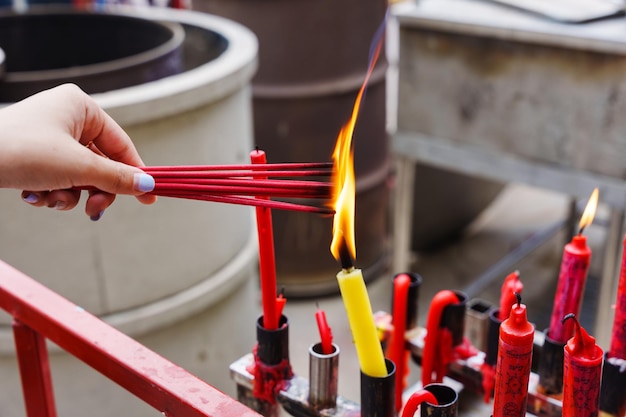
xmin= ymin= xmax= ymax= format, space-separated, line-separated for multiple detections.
xmin=441 ymin=291 xmax=468 ymax=347
xmin=486 ymin=308 xmax=502 ymax=367
xmin=537 ymin=329 xmax=565 ymax=395
xmin=420 ymin=383 xmax=458 ymax=417
xmin=360 ymin=359 xmax=396 ymax=417
xmin=600 ymin=354 xmax=626 ymax=416
xmin=256 ymin=315 xmax=290 ymax=366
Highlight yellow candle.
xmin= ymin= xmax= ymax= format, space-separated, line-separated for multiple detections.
xmin=337 ymin=267 xmax=388 ymax=377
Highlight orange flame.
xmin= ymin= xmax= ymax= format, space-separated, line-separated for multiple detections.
xmin=330 ymin=38 xmax=384 ymax=264
xmin=578 ymin=187 xmax=599 ymax=234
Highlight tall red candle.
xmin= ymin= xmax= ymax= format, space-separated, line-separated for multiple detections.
xmin=493 ymin=294 xmax=534 ymax=417
xmin=548 ymin=234 xmax=592 ymax=343
xmin=315 ymin=305 xmax=333 ymax=355
xmin=609 ymin=235 xmax=626 ymax=360
xmin=389 ymin=273 xmax=411 ymax=412
xmin=499 ymin=271 xmax=523 ymax=321
xmin=548 ymin=189 xmax=597 ymax=344
xmin=251 ymin=149 xmax=278 ymax=330
xmin=562 ymin=314 xmax=603 ymax=417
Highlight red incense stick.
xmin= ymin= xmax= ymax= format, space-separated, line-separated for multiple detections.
xmin=156 ymin=192 xmax=334 ymax=214
xmin=147 ymin=169 xmax=331 ymax=178
xmin=144 ymin=162 xmax=333 ymax=172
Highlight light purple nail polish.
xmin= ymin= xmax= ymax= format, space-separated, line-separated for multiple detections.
xmin=134 ymin=173 xmax=155 ymax=193
xmin=23 ymin=193 xmax=38 ymax=204
xmin=90 ymin=211 xmax=104 ymax=221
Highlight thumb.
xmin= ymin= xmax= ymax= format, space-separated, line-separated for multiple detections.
xmin=85 ymin=155 xmax=155 ymax=196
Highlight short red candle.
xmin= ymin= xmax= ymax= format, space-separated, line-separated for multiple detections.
xmin=548 ymin=234 xmax=592 ymax=343
xmin=276 ymin=292 xmax=286 ymax=320
xmin=493 ymin=295 xmax=534 ymax=417
xmin=609 ymin=235 xmax=626 ymax=360
xmin=389 ymin=273 xmax=411 ymax=412
xmin=499 ymin=271 xmax=523 ymax=321
xmin=315 ymin=306 xmax=333 ymax=355
xmin=251 ymin=149 xmax=278 ymax=330
xmin=562 ymin=314 xmax=603 ymax=417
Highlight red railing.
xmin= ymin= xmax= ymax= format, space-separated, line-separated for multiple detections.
xmin=0 ymin=260 xmax=261 ymax=417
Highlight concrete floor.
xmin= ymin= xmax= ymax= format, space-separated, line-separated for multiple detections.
xmin=280 ymin=182 xmax=608 ymax=416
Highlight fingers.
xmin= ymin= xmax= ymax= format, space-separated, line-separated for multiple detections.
xmin=21 ymin=188 xmax=152 ymax=220
xmin=21 ymin=189 xmax=81 ymax=211
xmin=85 ymin=190 xmax=116 ymax=221
xmin=75 ymin=87 xmax=145 ymax=168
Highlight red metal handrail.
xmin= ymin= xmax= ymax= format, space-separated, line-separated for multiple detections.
xmin=0 ymin=260 xmax=261 ymax=417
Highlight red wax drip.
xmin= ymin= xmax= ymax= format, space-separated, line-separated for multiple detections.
xmin=248 ymin=345 xmax=294 ymax=404
xmin=562 ymin=315 xmax=603 ymax=417
xmin=315 ymin=307 xmax=333 ymax=355
xmin=493 ymin=302 xmax=535 ymax=417
xmin=499 ymin=271 xmax=523 ymax=321
xmin=422 ymin=290 xmax=460 ymax=387
xmin=251 ymin=150 xmax=278 ymax=330
xmin=401 ymin=389 xmax=439 ymax=417
xmin=389 ymin=274 xmax=411 ymax=412
xmin=610 ymin=234 xmax=626 ymax=360
xmin=548 ymin=235 xmax=592 ymax=343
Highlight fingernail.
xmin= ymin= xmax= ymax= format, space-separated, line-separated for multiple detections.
xmin=134 ymin=173 xmax=155 ymax=193
xmin=53 ymin=201 xmax=67 ymax=210
xmin=23 ymin=193 xmax=38 ymax=204
xmin=90 ymin=211 xmax=104 ymax=221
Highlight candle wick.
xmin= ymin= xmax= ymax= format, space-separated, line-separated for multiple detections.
xmin=562 ymin=313 xmax=576 ymax=325
xmin=578 ymin=225 xmax=586 ymax=236
xmin=514 ymin=291 xmax=522 ymax=307
xmin=338 ymin=242 xmax=354 ymax=270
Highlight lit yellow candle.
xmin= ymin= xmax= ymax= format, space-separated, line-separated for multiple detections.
xmin=337 ymin=267 xmax=388 ymax=377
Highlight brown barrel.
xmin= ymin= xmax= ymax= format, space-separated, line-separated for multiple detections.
xmin=193 ymin=0 xmax=390 ymax=296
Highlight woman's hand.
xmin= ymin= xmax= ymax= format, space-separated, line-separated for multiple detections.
xmin=0 ymin=84 xmax=157 ymax=220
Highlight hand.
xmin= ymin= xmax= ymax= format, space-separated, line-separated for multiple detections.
xmin=0 ymin=84 xmax=157 ymax=220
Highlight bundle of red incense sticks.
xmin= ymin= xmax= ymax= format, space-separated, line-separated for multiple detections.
xmin=142 ymin=161 xmax=334 ymax=214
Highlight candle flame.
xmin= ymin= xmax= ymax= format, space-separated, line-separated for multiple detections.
xmin=578 ymin=188 xmax=599 ymax=234
xmin=330 ymin=29 xmax=384 ymax=265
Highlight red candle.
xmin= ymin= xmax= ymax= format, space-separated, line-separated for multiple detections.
xmin=401 ymin=389 xmax=438 ymax=417
xmin=315 ymin=305 xmax=333 ymax=355
xmin=499 ymin=271 xmax=523 ymax=321
xmin=251 ymin=149 xmax=278 ymax=330
xmin=548 ymin=235 xmax=592 ymax=343
xmin=276 ymin=291 xmax=286 ymax=320
xmin=421 ymin=290 xmax=460 ymax=386
xmin=562 ymin=314 xmax=603 ymax=417
xmin=548 ymin=189 xmax=597 ymax=344
xmin=389 ymin=274 xmax=411 ymax=412
xmin=609 ymin=235 xmax=626 ymax=360
xmin=493 ymin=294 xmax=534 ymax=417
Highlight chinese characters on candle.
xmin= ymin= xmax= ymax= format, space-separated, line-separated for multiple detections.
xmin=562 ymin=314 xmax=603 ymax=417
xmin=548 ymin=188 xmax=597 ymax=344
xmin=493 ymin=294 xmax=534 ymax=417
